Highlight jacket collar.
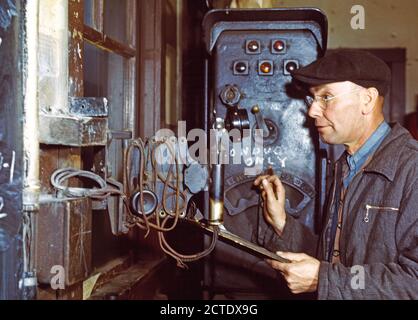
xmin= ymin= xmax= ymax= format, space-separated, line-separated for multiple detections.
xmin=362 ymin=123 xmax=412 ymax=181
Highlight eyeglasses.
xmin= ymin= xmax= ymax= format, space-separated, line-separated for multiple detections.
xmin=304 ymin=88 xmax=363 ymax=109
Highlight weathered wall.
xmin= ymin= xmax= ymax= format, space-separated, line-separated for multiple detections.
xmin=38 ymin=0 xmax=68 ymax=114
xmin=0 ymin=0 xmax=23 ymax=300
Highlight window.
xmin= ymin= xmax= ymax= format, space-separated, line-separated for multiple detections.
xmin=83 ymin=0 xmax=137 ymax=182
xmin=77 ymin=0 xmax=138 ymax=266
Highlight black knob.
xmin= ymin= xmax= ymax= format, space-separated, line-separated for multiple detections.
xmin=225 ymin=107 xmax=250 ymax=141
xmin=247 ymin=40 xmax=260 ymax=53
xmin=234 ymin=62 xmax=247 ymax=73
xmin=285 ymin=61 xmax=298 ymax=73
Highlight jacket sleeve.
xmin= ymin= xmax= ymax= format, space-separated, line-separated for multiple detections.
xmin=318 ymin=177 xmax=418 ymax=300
xmin=263 ymin=213 xmax=319 ymax=257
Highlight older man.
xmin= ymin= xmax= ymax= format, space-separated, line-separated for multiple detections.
xmin=254 ymin=49 xmax=418 ymax=299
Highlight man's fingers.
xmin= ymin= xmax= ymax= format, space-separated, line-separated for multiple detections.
xmin=254 ymin=175 xmax=269 ymax=186
xmin=254 ymin=175 xmax=281 ymax=187
xmin=277 ymin=251 xmax=308 ymax=262
xmin=262 ymin=179 xmax=276 ymax=201
xmin=271 ymin=178 xmax=285 ymax=201
xmin=266 ymin=258 xmax=288 ymax=273
xmin=266 ymin=175 xmax=280 ymax=182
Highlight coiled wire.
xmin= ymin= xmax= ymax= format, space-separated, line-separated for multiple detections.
xmin=50 ymin=137 xmax=217 ymax=268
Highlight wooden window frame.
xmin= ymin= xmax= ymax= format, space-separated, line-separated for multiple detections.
xmin=69 ymin=0 xmax=138 ymax=137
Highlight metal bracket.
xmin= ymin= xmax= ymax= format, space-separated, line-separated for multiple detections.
xmin=106 ymin=178 xmax=129 ymax=235
xmin=108 ymin=130 xmax=133 ymax=141
xmin=39 ymin=97 xmax=109 ymax=146
xmin=69 ymin=97 xmax=109 ymax=117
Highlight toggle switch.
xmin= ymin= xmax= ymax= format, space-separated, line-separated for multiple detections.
xmin=251 ymin=105 xmax=269 ymax=138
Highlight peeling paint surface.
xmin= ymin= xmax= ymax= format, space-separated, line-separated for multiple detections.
xmin=0 ymin=0 xmax=17 ymax=31
xmin=39 ymin=0 xmax=68 ymax=114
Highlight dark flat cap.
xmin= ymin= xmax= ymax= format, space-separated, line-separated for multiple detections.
xmin=291 ymin=49 xmax=391 ymax=95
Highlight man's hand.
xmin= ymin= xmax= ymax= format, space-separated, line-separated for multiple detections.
xmin=267 ymin=252 xmax=320 ymax=294
xmin=254 ymin=175 xmax=287 ymax=235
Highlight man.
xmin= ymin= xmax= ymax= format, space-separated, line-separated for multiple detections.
xmin=254 ymin=49 xmax=418 ymax=299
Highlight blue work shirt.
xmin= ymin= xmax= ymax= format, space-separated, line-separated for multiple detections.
xmin=327 ymin=121 xmax=391 ymax=261
xmin=343 ymin=121 xmax=391 ymax=188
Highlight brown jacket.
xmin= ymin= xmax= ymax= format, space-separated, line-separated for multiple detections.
xmin=264 ymin=123 xmax=418 ymax=299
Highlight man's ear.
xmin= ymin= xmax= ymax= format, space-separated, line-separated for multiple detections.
xmin=361 ymin=87 xmax=379 ymax=115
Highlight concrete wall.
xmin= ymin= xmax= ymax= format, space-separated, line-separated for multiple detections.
xmin=227 ymin=0 xmax=418 ymax=114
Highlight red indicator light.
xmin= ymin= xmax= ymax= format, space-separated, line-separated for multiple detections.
xmin=273 ymin=40 xmax=285 ymax=52
xmin=260 ymin=62 xmax=272 ymax=74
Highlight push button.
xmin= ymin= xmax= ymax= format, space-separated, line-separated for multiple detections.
xmin=272 ymin=39 xmax=286 ymax=54
xmin=246 ymin=40 xmax=261 ymax=54
xmin=258 ymin=60 xmax=273 ymax=75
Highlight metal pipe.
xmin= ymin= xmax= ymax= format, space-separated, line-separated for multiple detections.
xmin=22 ymin=0 xmax=40 ymax=213
xmin=208 ymin=117 xmax=226 ymax=226
xmin=21 ymin=0 xmax=40 ymax=300
xmin=208 ymin=163 xmax=224 ymax=225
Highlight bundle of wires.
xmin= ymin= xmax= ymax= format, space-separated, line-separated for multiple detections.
xmin=124 ymin=138 xmax=218 ymax=268
xmin=50 ymin=137 xmax=217 ymax=269
xmin=51 ymin=168 xmax=125 ymax=200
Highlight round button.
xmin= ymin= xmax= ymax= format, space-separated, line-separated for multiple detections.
xmin=273 ymin=40 xmax=285 ymax=52
xmin=247 ymin=40 xmax=259 ymax=53
xmin=260 ymin=62 xmax=272 ymax=74
xmin=285 ymin=61 xmax=298 ymax=73
xmin=235 ymin=62 xmax=247 ymax=73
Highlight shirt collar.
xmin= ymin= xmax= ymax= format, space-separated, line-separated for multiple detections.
xmin=346 ymin=121 xmax=391 ymax=172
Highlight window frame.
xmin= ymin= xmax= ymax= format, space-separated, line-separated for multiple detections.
xmin=69 ymin=0 xmax=138 ymax=137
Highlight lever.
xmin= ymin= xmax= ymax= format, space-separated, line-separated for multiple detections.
xmin=251 ymin=105 xmax=269 ymax=138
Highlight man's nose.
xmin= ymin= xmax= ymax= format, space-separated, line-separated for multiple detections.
xmin=307 ymin=101 xmax=323 ymax=119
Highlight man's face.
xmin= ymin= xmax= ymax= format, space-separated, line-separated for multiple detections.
xmin=307 ymin=81 xmax=364 ymax=146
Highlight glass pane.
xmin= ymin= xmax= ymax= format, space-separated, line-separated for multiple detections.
xmin=104 ymin=0 xmax=127 ymax=44
xmin=83 ymin=41 xmax=126 ymax=181
xmin=162 ymin=0 xmax=179 ymax=128
xmin=84 ymin=0 xmax=101 ymax=30
xmin=83 ymin=41 xmax=129 ymax=267
xmin=165 ymin=44 xmax=177 ymax=126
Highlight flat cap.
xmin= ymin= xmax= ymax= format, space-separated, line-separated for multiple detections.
xmin=291 ymin=49 xmax=391 ymax=95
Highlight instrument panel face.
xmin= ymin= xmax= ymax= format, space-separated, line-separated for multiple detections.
xmin=213 ymin=29 xmax=319 ymax=221
xmin=206 ymin=21 xmax=325 ymax=296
